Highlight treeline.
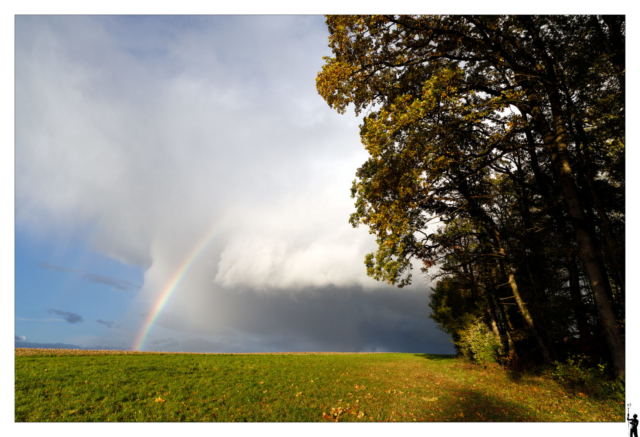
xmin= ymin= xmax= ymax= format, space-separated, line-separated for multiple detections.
xmin=316 ymin=16 xmax=625 ymax=377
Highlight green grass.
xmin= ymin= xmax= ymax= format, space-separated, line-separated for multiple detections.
xmin=15 ymin=348 xmax=623 ymax=422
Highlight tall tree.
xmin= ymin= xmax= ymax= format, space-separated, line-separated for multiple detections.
xmin=317 ymin=15 xmax=624 ymax=377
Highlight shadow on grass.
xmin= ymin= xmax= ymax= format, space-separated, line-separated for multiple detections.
xmin=427 ymin=388 xmax=541 ymax=422
xmin=413 ymin=354 xmax=456 ymax=361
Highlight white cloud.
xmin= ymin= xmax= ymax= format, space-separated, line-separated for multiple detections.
xmin=214 ymin=202 xmax=378 ymax=291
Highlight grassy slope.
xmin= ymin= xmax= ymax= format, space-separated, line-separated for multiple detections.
xmin=15 ymin=349 xmax=623 ymax=422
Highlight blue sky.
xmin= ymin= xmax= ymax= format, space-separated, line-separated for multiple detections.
xmin=15 ymin=226 xmax=142 ymax=347
xmin=13 ymin=15 xmax=455 ymax=354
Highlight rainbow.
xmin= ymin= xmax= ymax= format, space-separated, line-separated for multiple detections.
xmin=132 ymin=220 xmax=225 ymax=351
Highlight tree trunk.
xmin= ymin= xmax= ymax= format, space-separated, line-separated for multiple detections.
xmin=490 ymin=266 xmax=517 ymax=356
xmin=568 ymin=113 xmax=625 ymax=302
xmin=568 ymin=252 xmax=591 ymax=340
xmin=527 ymin=90 xmax=625 ymax=378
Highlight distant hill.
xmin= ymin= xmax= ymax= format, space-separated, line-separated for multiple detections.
xmin=15 ymin=340 xmax=122 ymax=351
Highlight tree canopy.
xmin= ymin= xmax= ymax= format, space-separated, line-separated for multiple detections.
xmin=317 ymin=15 xmax=625 ymax=377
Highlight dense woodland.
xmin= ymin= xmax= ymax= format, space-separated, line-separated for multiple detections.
xmin=317 ymin=16 xmax=625 ymax=377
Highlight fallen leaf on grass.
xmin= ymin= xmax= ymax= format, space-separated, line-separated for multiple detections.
xmin=155 ymin=397 xmax=165 ymax=403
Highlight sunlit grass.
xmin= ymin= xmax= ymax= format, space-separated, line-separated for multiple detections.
xmin=15 ymin=348 xmax=623 ymax=422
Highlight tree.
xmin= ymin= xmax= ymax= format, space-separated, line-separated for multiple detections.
xmin=317 ymin=15 xmax=625 ymax=377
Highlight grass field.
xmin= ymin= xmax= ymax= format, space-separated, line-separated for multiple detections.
xmin=15 ymin=348 xmax=623 ymax=422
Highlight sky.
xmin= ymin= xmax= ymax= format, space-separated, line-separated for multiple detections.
xmin=14 ymin=15 xmax=456 ymax=354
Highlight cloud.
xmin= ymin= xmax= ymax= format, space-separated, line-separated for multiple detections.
xmin=151 ymin=338 xmax=180 ymax=350
xmin=96 ymin=319 xmax=117 ymax=328
xmin=15 ymin=335 xmax=27 ymax=341
xmin=48 ymin=309 xmax=84 ymax=324
xmin=82 ymin=274 xmax=139 ymax=292
xmin=40 ymin=263 xmax=141 ymax=291
xmin=15 ymin=16 xmax=452 ymax=353
xmin=16 ymin=317 xmax=65 ymax=322
xmin=119 ymin=277 xmax=453 ymax=354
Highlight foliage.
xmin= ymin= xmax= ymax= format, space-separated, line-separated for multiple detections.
xmin=15 ymin=349 xmax=622 ymax=422
xmin=456 ymin=319 xmax=503 ymax=366
xmin=550 ymin=354 xmax=624 ymax=401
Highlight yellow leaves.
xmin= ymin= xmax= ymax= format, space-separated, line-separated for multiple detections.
xmin=155 ymin=397 xmax=165 ymax=403
xmin=295 ymin=392 xmax=303 ymax=397
xmin=326 ymin=403 xmax=367 ymax=422
xmin=385 ymin=388 xmax=404 ymax=395
xmin=329 ymin=406 xmax=344 ymax=420
xmin=422 ymin=396 xmax=439 ymax=402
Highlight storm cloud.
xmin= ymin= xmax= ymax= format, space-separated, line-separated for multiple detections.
xmin=15 ymin=16 xmax=454 ymax=353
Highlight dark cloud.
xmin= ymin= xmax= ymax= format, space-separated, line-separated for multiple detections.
xmin=151 ymin=338 xmax=180 ymax=350
xmin=96 ymin=319 xmax=117 ymax=328
xmin=40 ymin=263 xmax=141 ymax=291
xmin=48 ymin=308 xmax=84 ymax=324
xmin=150 ymin=283 xmax=455 ymax=354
